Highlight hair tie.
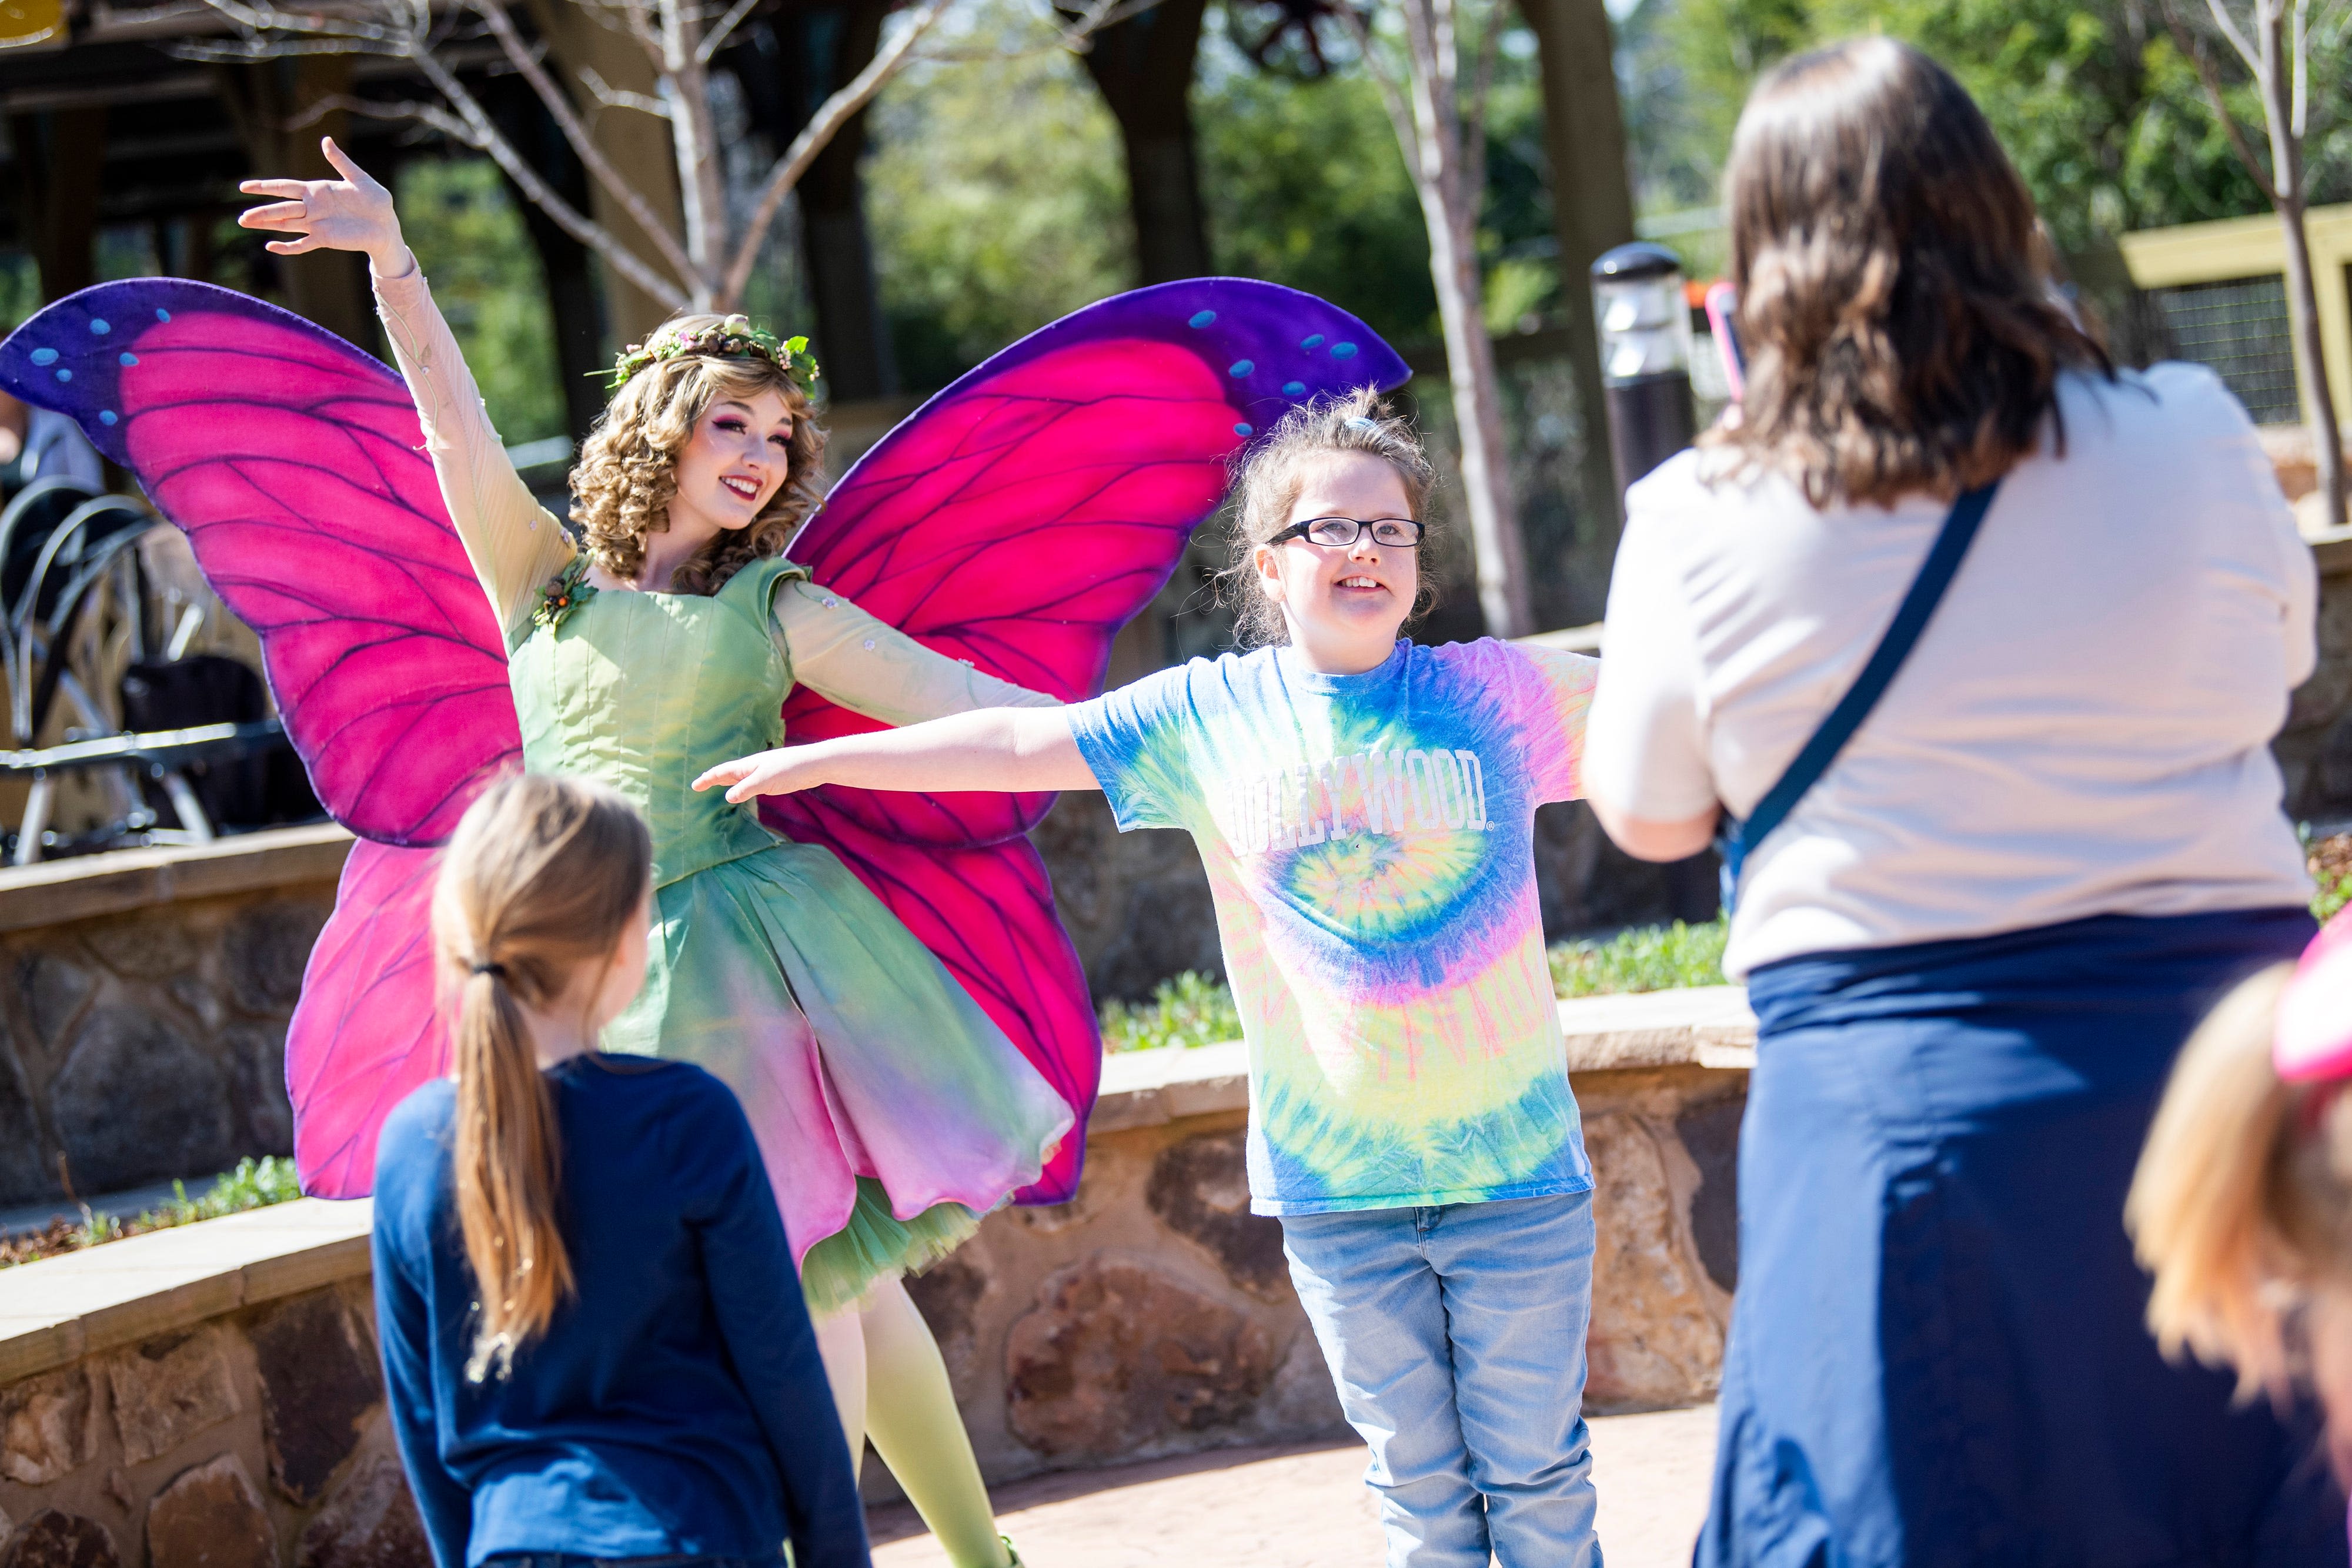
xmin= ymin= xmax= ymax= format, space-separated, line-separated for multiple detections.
xmin=470 ymin=959 xmax=507 ymax=979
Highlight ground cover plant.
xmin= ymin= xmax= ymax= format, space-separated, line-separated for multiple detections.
xmin=1101 ymin=916 xmax=1736 ymax=1054
xmin=0 ymin=1156 xmax=303 ymax=1269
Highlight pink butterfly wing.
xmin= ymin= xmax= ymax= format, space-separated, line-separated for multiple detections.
xmin=1 ymin=281 xmax=517 ymax=1199
xmin=0 ymin=280 xmax=521 ymax=848
xmin=765 ymin=280 xmax=1410 ymax=1202
xmin=287 ymin=840 xmax=449 ymax=1198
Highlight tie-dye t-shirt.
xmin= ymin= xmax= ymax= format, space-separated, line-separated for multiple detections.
xmin=1068 ymin=638 xmax=1599 ymax=1215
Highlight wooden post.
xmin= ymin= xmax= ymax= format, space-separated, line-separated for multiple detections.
xmin=217 ymin=59 xmax=377 ymax=351
xmin=13 ymin=108 xmax=106 ymax=301
xmin=1519 ymin=0 xmax=1636 ymax=541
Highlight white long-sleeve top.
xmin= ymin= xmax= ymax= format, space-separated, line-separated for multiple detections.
xmin=1585 ymin=363 xmax=2317 ymax=978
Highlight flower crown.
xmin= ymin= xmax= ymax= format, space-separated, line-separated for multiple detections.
xmin=604 ymin=315 xmax=821 ymax=394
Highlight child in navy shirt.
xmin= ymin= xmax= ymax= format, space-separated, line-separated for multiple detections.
xmin=370 ymin=774 xmax=868 ymax=1568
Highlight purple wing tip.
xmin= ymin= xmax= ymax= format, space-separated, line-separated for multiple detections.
xmin=0 ymin=279 xmax=386 ymax=466
xmin=826 ymin=278 xmax=1413 ymax=498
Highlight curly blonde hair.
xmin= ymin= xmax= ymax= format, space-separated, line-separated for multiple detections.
xmin=1219 ymin=387 xmax=1439 ymax=646
xmin=572 ymin=313 xmax=827 ymax=596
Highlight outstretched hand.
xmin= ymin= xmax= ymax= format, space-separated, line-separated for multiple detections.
xmin=694 ymin=747 xmax=827 ymax=805
xmin=238 ymin=137 xmax=410 ymax=278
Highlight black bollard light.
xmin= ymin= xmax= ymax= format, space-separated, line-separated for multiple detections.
xmin=1589 ymin=241 xmax=1719 ymax=924
xmin=1591 ymin=241 xmax=1698 ymax=503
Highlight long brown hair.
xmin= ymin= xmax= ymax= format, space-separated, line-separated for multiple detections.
xmin=1220 ymin=387 xmax=1439 ymax=646
xmin=571 ymin=316 xmax=827 ymax=596
xmin=430 ymin=774 xmax=652 ymax=1379
xmin=1705 ymin=36 xmax=2111 ymax=506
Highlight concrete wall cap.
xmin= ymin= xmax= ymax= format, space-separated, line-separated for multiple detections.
xmin=0 ymin=1198 xmax=372 ymax=1385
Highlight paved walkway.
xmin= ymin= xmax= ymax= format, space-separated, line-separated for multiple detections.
xmin=869 ymin=1404 xmax=1718 ymax=1567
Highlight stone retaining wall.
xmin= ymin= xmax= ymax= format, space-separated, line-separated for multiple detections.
xmin=0 ymin=829 xmax=348 ymax=1209
xmin=0 ymin=995 xmax=1752 ymax=1554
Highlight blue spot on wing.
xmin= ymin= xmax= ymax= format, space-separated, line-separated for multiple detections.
xmin=1188 ymin=310 xmax=1217 ymax=328
xmin=155 ymin=307 xmax=171 ymax=323
xmin=29 ymin=347 xmax=55 ymax=366
xmin=98 ymin=410 xmax=116 ymax=426
xmin=54 ymin=369 xmax=71 ymax=383
xmin=1282 ymin=380 xmax=1306 ymax=397
xmin=118 ymin=352 xmax=137 ymax=367
xmin=1234 ymin=423 xmax=1252 ymax=436
xmin=89 ymin=319 xmax=109 ymax=335
xmin=1301 ymin=335 xmax=1325 ymax=350
xmin=1229 ymin=359 xmax=1254 ymax=377
xmin=1332 ymin=342 xmax=1358 ymax=360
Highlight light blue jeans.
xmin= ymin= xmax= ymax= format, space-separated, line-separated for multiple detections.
xmin=1281 ymin=1191 xmax=1602 ymax=1568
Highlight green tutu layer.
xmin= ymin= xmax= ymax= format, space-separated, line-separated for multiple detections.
xmin=801 ymin=1177 xmax=981 ymax=1316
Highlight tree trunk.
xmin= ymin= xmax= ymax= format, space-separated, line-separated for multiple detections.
xmin=526 ymin=0 xmax=687 ymax=347
xmin=787 ymin=0 xmax=898 ymax=399
xmin=1399 ymin=0 xmax=1532 ymax=638
xmin=12 ymin=108 xmax=103 ymax=302
xmin=1070 ymin=0 xmax=1213 ymax=284
xmin=1518 ymin=0 xmax=1636 ymax=541
xmin=2256 ymin=0 xmax=2345 ymax=530
xmin=2277 ymin=196 xmax=2344 ymax=527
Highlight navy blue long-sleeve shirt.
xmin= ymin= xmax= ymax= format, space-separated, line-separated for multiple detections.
xmin=370 ymin=1055 xmax=869 ymax=1568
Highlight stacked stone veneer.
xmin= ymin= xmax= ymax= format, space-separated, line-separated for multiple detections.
xmin=0 ymin=1042 xmax=1745 ymax=1551
xmin=0 ymin=1281 xmax=422 ymax=1568
xmin=904 ymin=1059 xmax=1743 ymax=1493
xmin=0 ymin=840 xmax=340 ymax=1208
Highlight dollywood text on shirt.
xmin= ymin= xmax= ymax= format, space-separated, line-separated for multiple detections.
xmin=1215 ymin=747 xmax=1493 ymax=857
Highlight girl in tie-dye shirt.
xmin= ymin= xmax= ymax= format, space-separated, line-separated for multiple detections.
xmin=697 ymin=390 xmax=1603 ymax=1568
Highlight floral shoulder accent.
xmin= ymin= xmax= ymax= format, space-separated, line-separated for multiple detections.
xmin=533 ymin=555 xmax=598 ymax=632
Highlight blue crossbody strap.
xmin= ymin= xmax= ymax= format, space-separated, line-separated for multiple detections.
xmin=1716 ymin=481 xmax=1999 ymax=912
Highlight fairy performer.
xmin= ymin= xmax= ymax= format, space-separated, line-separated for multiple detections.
xmin=246 ymin=139 xmax=1063 ymax=1568
xmin=0 ymin=133 xmax=1409 ymax=1568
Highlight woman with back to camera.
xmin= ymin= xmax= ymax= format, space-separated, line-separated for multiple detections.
xmin=1584 ymin=36 xmax=2343 ymax=1567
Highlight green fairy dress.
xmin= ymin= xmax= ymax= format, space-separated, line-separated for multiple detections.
xmin=506 ymin=556 xmax=1073 ymax=1313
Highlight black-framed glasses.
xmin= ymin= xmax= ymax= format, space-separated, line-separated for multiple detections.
xmin=1269 ymin=516 xmax=1426 ymax=549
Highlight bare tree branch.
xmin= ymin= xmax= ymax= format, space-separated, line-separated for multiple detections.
xmin=2292 ymin=0 xmax=2310 ymax=136
xmin=1461 ymin=0 xmax=1503 ymax=212
xmin=693 ymin=0 xmax=759 ymax=64
xmin=717 ymin=0 xmax=950 ymax=306
xmin=2205 ymin=0 xmax=2266 ymax=70
xmin=911 ymin=0 xmax=1157 ymax=65
xmin=577 ymin=63 xmax=671 ymax=115
xmin=471 ymin=0 xmax=699 ymax=289
xmin=1330 ymin=4 xmax=1422 ymax=173
xmin=402 ymin=40 xmax=690 ymax=307
xmin=2163 ymin=2 xmax=2282 ymax=199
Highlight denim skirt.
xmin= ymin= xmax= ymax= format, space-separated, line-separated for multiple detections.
xmin=1699 ymin=908 xmax=2345 ymax=1568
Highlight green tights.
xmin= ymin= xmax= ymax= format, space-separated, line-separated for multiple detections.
xmin=813 ymin=1278 xmax=1011 ymax=1568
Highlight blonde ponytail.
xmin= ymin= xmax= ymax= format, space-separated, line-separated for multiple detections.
xmin=430 ymin=775 xmax=652 ymax=1380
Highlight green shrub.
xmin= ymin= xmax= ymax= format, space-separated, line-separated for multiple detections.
xmin=1100 ymin=971 xmax=1245 ymax=1054
xmin=1549 ymin=920 xmax=1730 ymax=998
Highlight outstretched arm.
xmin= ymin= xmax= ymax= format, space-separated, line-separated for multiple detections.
xmin=239 ymin=138 xmax=574 ymax=638
xmin=694 ymin=706 xmax=1096 ymax=803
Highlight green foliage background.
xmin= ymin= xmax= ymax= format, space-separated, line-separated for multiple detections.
xmin=1625 ymin=0 xmax=2352 ymax=252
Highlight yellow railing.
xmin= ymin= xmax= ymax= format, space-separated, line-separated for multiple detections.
xmin=2118 ymin=204 xmax=2352 ymax=426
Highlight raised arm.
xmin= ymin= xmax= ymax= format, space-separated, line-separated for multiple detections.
xmin=240 ymin=138 xmax=574 ymax=638
xmin=775 ymin=580 xmax=1061 ymax=723
xmin=694 ymin=706 xmax=1095 ymax=803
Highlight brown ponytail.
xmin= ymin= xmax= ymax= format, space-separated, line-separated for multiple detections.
xmin=430 ymin=774 xmax=652 ymax=1380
